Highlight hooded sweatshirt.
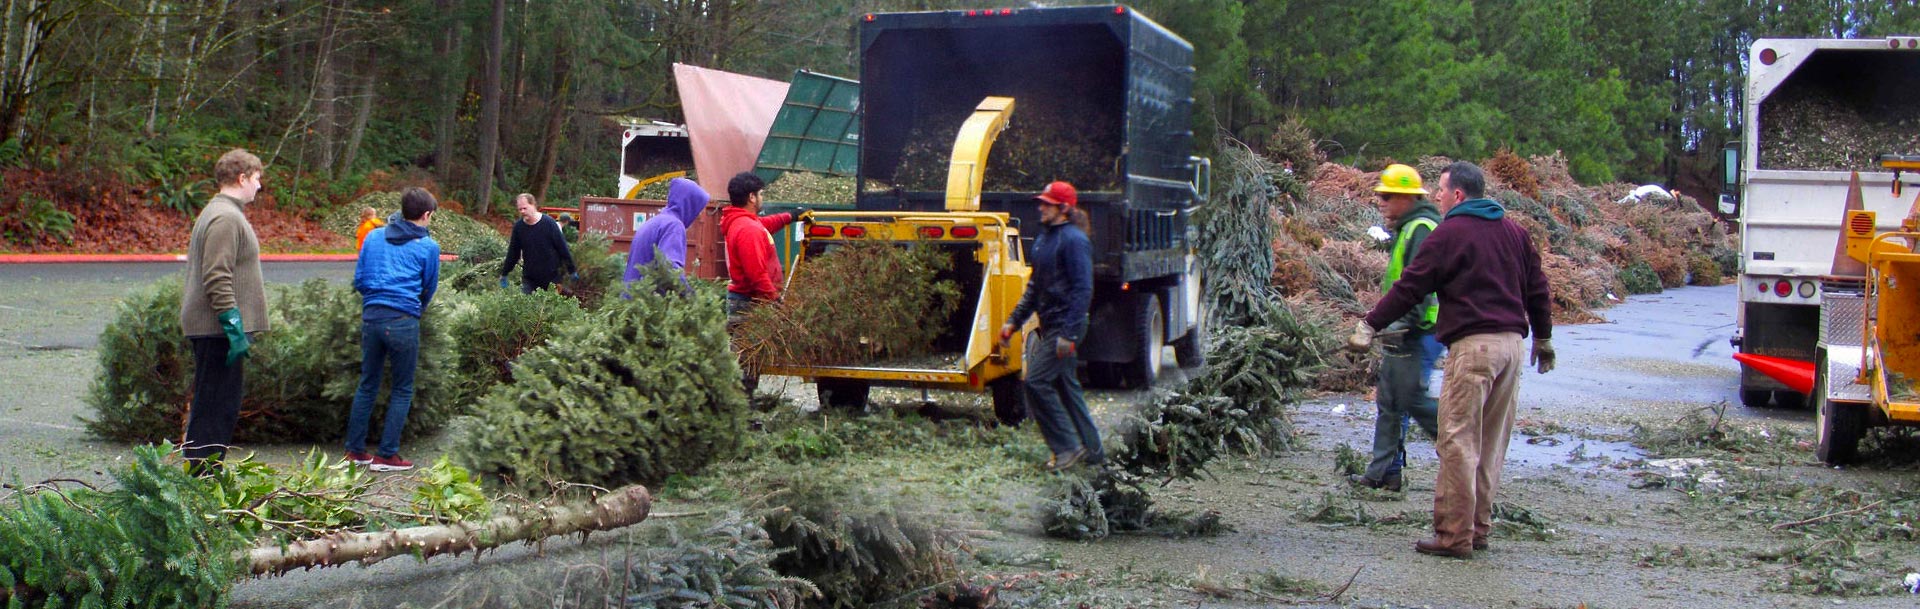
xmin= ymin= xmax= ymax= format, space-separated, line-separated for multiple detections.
xmin=625 ymin=178 xmax=709 ymax=283
xmin=1365 ymin=198 xmax=1552 ymax=345
xmin=354 ymin=214 xmax=441 ymax=320
xmin=721 ymin=206 xmax=795 ymax=300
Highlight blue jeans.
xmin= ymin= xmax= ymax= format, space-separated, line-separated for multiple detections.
xmin=1367 ymin=332 xmax=1443 ymax=482
xmin=343 ymin=316 xmax=420 ymax=458
xmin=1023 ymin=329 xmax=1103 ymax=462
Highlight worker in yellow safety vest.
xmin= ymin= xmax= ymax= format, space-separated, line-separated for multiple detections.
xmin=1351 ymin=164 xmax=1443 ymax=492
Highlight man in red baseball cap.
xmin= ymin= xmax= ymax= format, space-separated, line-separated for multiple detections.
xmin=999 ymin=180 xmax=1099 ymax=471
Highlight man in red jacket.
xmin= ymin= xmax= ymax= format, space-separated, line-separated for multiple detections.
xmin=720 ymin=171 xmax=808 ymax=319
xmin=1349 ymin=161 xmax=1555 ymax=559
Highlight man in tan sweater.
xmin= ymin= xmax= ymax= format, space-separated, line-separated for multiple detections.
xmin=179 ymin=149 xmax=269 ymax=467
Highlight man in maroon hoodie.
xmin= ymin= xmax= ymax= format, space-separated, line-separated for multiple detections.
xmin=1349 ymin=160 xmax=1556 ymax=559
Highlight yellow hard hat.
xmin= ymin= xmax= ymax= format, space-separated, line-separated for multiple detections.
xmin=1374 ymin=164 xmax=1428 ymax=195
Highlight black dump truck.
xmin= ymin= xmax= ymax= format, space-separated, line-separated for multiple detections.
xmin=856 ymin=5 xmax=1208 ymax=388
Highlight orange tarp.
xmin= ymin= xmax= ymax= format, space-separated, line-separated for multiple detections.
xmin=673 ymin=63 xmax=791 ymax=201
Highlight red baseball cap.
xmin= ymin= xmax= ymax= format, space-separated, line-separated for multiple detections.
xmin=1034 ymin=181 xmax=1077 ymax=207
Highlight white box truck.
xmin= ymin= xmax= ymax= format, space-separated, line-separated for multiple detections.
xmin=1728 ymin=36 xmax=1920 ymax=408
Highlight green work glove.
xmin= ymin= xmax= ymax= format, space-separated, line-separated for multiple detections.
xmin=218 ymin=308 xmax=250 ymax=366
xmin=1531 ymin=337 xmax=1556 ymax=374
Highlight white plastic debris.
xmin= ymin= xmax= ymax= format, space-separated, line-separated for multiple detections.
xmin=1617 ymin=184 xmax=1673 ymax=204
xmin=1605 ymin=292 xmax=1620 ymax=301
xmin=1367 ymin=225 xmax=1392 ymax=242
xmin=1645 ymin=458 xmax=1727 ymax=490
xmin=1332 ymin=403 xmax=1349 ymax=416
xmin=1903 ymin=572 xmax=1919 ymax=594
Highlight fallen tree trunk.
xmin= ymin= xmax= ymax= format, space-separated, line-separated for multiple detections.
xmin=241 ymin=485 xmax=651 ymax=577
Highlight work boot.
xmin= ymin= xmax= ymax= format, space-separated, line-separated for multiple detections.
xmin=1045 ymin=448 xmax=1087 ymax=472
xmin=1473 ymin=537 xmax=1490 ymax=551
xmin=1346 ymin=473 xmax=1403 ymax=492
xmin=1414 ymin=538 xmax=1472 ymax=559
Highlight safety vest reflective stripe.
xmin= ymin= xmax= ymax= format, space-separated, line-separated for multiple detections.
xmin=1382 ymin=217 xmax=1439 ymax=329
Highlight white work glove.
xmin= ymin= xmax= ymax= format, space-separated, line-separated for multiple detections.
xmin=1531 ymin=337 xmax=1556 ymax=374
xmin=1345 ymin=320 xmax=1374 ymax=352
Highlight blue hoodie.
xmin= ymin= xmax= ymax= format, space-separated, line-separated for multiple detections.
xmin=354 ymin=214 xmax=441 ymax=319
xmin=624 ymin=178 xmax=709 ymax=284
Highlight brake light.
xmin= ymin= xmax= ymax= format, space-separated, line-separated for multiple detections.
xmin=1760 ymin=48 xmax=1777 ymax=65
xmin=1000 ymin=8 xmax=1011 ymax=15
xmin=807 ymin=225 xmax=834 ymax=238
xmin=1115 ymin=6 xmax=1125 ymax=14
xmin=840 ymin=226 xmax=867 ymax=238
xmin=1774 ymin=279 xmax=1791 ymax=297
xmin=918 ymin=226 xmax=945 ymax=239
xmin=951 ymin=226 xmax=979 ymax=238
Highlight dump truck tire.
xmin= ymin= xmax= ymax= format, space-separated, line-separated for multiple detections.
xmin=817 ymin=379 xmax=870 ymax=410
xmin=1117 ymin=292 xmax=1164 ymax=389
xmin=991 ymin=377 xmax=1025 ymax=426
xmin=1740 ymin=388 xmax=1772 ymax=408
xmin=1085 ymin=362 xmax=1121 ymax=388
xmin=1772 ymin=391 xmax=1806 ymax=409
xmin=1172 ymin=311 xmax=1205 ymax=369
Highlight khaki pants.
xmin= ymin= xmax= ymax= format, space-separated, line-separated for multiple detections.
xmin=1432 ymin=332 xmax=1525 ymax=551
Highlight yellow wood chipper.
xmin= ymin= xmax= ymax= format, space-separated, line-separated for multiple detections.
xmin=760 ymin=97 xmax=1035 ymax=423
xmin=1800 ymin=154 xmax=1920 ymax=464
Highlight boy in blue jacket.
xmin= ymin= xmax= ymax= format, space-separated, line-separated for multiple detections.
xmin=344 ymin=187 xmax=441 ymax=472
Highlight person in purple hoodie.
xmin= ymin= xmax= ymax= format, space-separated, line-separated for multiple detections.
xmin=623 ymin=177 xmax=709 ymax=294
